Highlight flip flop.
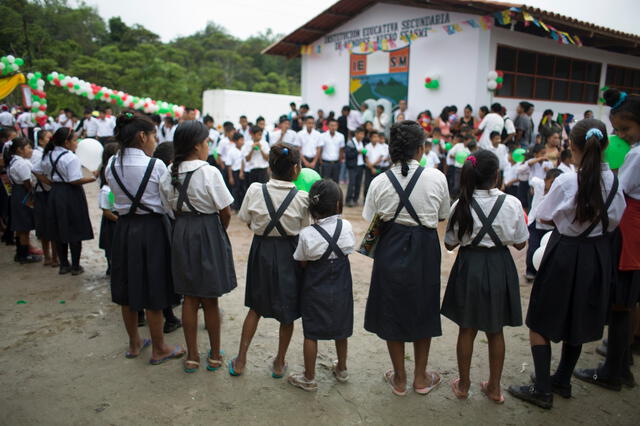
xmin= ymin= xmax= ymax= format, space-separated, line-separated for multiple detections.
xmin=124 ymin=338 xmax=151 ymax=359
xmin=481 ymin=381 xmax=505 ymax=404
xmin=184 ymin=359 xmax=200 ymax=373
xmin=207 ymin=350 xmax=224 ymax=372
xmin=450 ymin=378 xmax=469 ymax=399
xmin=270 ymin=359 xmax=288 ymax=379
xmin=228 ymin=357 xmax=242 ymax=377
xmin=384 ymin=370 xmax=408 ymax=396
xmin=149 ymin=345 xmax=185 ymax=365
xmin=414 ymin=371 xmax=442 ymax=395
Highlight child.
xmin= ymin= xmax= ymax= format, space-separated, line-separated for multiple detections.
xmin=364 ymin=131 xmax=384 ymax=198
xmin=241 ymin=125 xmax=270 ymax=185
xmin=31 ymin=130 xmax=57 ymax=266
xmin=226 ymin=132 xmax=246 ymax=212
xmin=487 ymin=131 xmax=509 ymax=176
xmin=288 ymin=179 xmax=355 ymax=391
xmin=509 ymin=119 xmax=626 ymax=409
xmin=345 ymin=127 xmax=365 ymax=207
xmin=6 ymin=137 xmax=41 ymax=263
xmin=421 ymin=140 xmax=440 ymax=169
xmin=527 ymin=144 xmax=553 ymax=182
xmin=557 ymin=149 xmax=575 ymax=174
xmin=153 ymin=141 xmax=174 ymax=167
xmin=363 ymin=121 xmax=450 ymax=396
xmin=524 ymin=168 xmax=563 ymax=282
xmin=217 ymin=121 xmax=236 ymax=177
xmin=442 ymin=150 xmax=528 ymax=403
xmin=502 ymin=149 xmax=520 ymax=197
xmin=36 ymin=128 xmax=94 ymax=275
xmin=515 ymin=152 xmax=531 ymax=210
xmin=105 ymin=113 xmax=185 ymax=364
xmin=159 ymin=120 xmax=236 ymax=373
xmin=1 ymin=126 xmax=18 ymax=246
xmin=98 ymin=143 xmax=119 ymax=275
xmin=448 ymin=135 xmax=470 ymax=199
xmin=230 ymin=143 xmax=309 ymax=377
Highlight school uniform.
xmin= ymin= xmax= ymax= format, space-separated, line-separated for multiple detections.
xmin=30 ymin=146 xmax=51 ymax=240
xmin=225 ymin=145 xmax=245 ymax=211
xmin=363 ymin=142 xmax=388 ymax=198
xmin=105 ymin=148 xmax=177 ymax=311
xmin=320 ymin=131 xmax=345 ymax=183
xmin=8 ymin=156 xmax=35 ymax=232
xmin=345 ymin=138 xmax=365 ymax=204
xmin=239 ymin=179 xmax=310 ymax=324
xmin=526 ymin=164 xmax=626 ymax=344
xmin=269 ymin=128 xmax=297 ymax=146
xmin=363 ymin=161 xmax=450 ymax=341
xmin=422 ymin=150 xmax=440 ymax=169
xmin=528 ymin=160 xmax=553 ymax=183
xmin=487 ymin=143 xmax=509 ymax=172
xmin=98 ymin=184 xmax=117 ymax=270
xmin=515 ymin=162 xmax=530 ymax=209
xmin=502 ymin=161 xmax=519 ymax=197
xmin=525 ymin=177 xmax=553 ymax=276
xmin=159 ymin=160 xmax=236 ymax=299
xmin=96 ymin=118 xmax=115 ymax=143
xmin=241 ymin=140 xmax=270 ymax=185
xmin=557 ymin=162 xmax=575 ymax=174
xmin=448 ymin=143 xmax=469 ymax=198
xmin=441 ymin=189 xmax=528 ymax=332
xmin=293 ymin=215 xmax=355 ymax=340
xmin=294 ymin=128 xmax=323 ymax=170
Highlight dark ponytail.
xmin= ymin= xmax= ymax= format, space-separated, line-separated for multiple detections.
xmin=308 ymin=179 xmax=343 ymax=220
xmin=570 ymin=118 xmax=608 ymax=224
xmin=604 ymin=88 xmax=640 ymax=124
xmin=171 ymin=120 xmax=209 ymax=189
xmin=44 ymin=127 xmax=73 ymax=156
xmin=4 ymin=137 xmax=30 ymax=165
xmin=114 ymin=112 xmax=156 ymax=166
xmin=448 ymin=150 xmax=499 ymax=240
xmin=389 ymin=120 xmax=424 ymax=176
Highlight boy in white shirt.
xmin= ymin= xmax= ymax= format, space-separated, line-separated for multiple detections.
xmin=345 ymin=127 xmax=366 ymax=207
xmin=225 ymin=132 xmax=246 ymax=211
xmin=421 ymin=140 xmax=440 ymax=169
xmin=295 ymin=116 xmax=323 ymax=170
xmin=447 ymin=137 xmax=471 ymax=198
xmin=319 ymin=118 xmax=345 ymax=183
xmin=270 ymin=116 xmax=297 ymax=146
xmin=557 ymin=149 xmax=575 ymax=174
xmin=363 ymin=131 xmax=386 ymax=198
xmin=241 ymin=125 xmax=270 ymax=185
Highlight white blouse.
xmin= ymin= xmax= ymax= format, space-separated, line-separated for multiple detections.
xmin=293 ymin=215 xmax=356 ymax=261
xmin=619 ymin=143 xmax=640 ymax=200
xmin=9 ymin=156 xmax=33 ymax=185
xmin=37 ymin=146 xmax=83 ymax=183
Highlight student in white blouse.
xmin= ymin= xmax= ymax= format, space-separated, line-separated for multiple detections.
xmin=294 ymin=116 xmax=323 ymax=170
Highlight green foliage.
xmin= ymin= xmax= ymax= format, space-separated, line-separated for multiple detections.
xmin=0 ymin=0 xmax=300 ymax=114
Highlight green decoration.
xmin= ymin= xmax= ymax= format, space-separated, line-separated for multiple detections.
xmin=59 ymin=300 xmax=66 ymax=304
xmin=604 ymin=134 xmax=631 ymax=170
xmin=420 ymin=157 xmax=427 ymax=167
xmin=15 ymin=57 xmax=24 ymax=66
xmin=108 ymin=191 xmax=115 ymax=206
xmin=324 ymin=86 xmax=335 ymax=95
xmin=293 ymin=168 xmax=321 ymax=192
xmin=496 ymin=77 xmax=504 ymax=84
xmin=512 ymin=148 xmax=526 ymax=163
xmin=444 ymin=142 xmax=452 ymax=151
xmin=455 ymin=150 xmax=470 ymax=165
xmin=361 ymin=148 xmax=367 ymax=156
xmin=16 ymin=300 xmax=27 ymax=304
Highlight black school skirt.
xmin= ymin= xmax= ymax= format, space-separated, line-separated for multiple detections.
xmin=441 ymin=246 xmax=522 ymax=333
xmin=98 ymin=215 xmax=117 ymax=258
xmin=526 ymin=230 xmax=614 ymax=345
xmin=610 ymin=228 xmax=640 ymax=308
xmin=10 ymin=184 xmax=34 ymax=232
xmin=301 ymin=256 xmax=353 ymax=340
xmin=245 ymin=235 xmax=302 ymax=324
xmin=172 ymin=213 xmax=237 ymax=298
xmin=33 ymin=191 xmax=49 ymax=239
xmin=364 ymin=223 xmax=442 ymax=342
xmin=110 ymin=213 xmax=178 ymax=311
xmin=46 ymin=183 xmax=93 ymax=243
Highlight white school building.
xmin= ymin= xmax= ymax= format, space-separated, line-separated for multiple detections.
xmin=264 ymin=0 xmax=640 ymax=127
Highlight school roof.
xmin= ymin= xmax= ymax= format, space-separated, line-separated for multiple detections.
xmin=262 ymin=0 xmax=640 ymax=58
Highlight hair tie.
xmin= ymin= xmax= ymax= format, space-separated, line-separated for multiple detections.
xmin=125 ymin=112 xmax=134 ymax=119
xmin=467 ymin=155 xmax=477 ymax=167
xmin=611 ymin=91 xmax=628 ymax=110
xmin=282 ymin=147 xmax=289 ymax=156
xmin=585 ymin=128 xmax=604 ymax=141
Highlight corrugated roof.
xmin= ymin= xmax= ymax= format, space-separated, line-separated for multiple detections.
xmin=263 ymin=0 xmax=640 ymax=58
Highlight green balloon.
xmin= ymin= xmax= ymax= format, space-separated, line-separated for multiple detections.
xmin=15 ymin=58 xmax=24 ymax=66
xmin=46 ymin=74 xmax=54 ymax=81
xmin=420 ymin=156 xmax=427 ymax=167
xmin=58 ymin=73 xmax=65 ymax=80
xmin=293 ymin=168 xmax=321 ymax=192
xmin=512 ymin=148 xmax=526 ymax=163
xmin=455 ymin=150 xmax=470 ymax=165
xmin=444 ymin=142 xmax=452 ymax=151
xmin=361 ymin=148 xmax=367 ymax=155
xmin=325 ymin=86 xmax=335 ymax=95
xmin=496 ymin=77 xmax=504 ymax=83
xmin=604 ymin=134 xmax=631 ymax=170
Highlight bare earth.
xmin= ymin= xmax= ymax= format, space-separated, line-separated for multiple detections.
xmin=1 ymin=179 xmax=638 ymax=426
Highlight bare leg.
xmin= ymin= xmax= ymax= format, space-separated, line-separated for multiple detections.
xmin=50 ymin=241 xmax=59 ymax=266
xmin=456 ymin=328 xmax=478 ymax=393
xmin=274 ymin=322 xmax=294 ymax=374
xmin=201 ymin=298 xmax=221 ymax=360
xmin=486 ymin=331 xmax=505 ymax=399
xmin=235 ymin=309 xmax=261 ymax=372
xmin=147 ymin=309 xmax=181 ymax=359
xmin=386 ymin=340 xmax=406 ymax=390
xmin=181 ymin=296 xmax=200 ymax=363
xmin=303 ymin=338 xmax=318 ymax=380
xmin=41 ymin=239 xmax=50 ymax=263
xmin=413 ymin=338 xmax=433 ymax=389
xmin=121 ymin=305 xmax=142 ymax=355
xmin=335 ymin=338 xmax=348 ymax=371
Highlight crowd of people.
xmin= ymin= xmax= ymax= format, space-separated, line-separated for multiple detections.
xmin=0 ymin=89 xmax=638 ymax=410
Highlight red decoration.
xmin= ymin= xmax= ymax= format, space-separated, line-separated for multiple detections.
xmin=39 ymin=105 xmax=46 ymax=111
xmin=321 ymin=84 xmax=328 ymax=91
xmin=497 ymin=70 xmax=504 ymax=77
xmin=425 ymin=77 xmax=432 ymax=84
xmin=66 ymin=82 xmax=73 ymax=88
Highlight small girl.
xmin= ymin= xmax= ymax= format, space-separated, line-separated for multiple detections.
xmin=31 ymin=130 xmax=57 ymax=266
xmin=288 ymin=179 xmax=355 ymax=391
xmin=6 ymin=137 xmax=41 ymax=263
xmin=441 ymin=150 xmax=528 ymax=403
xmin=230 ymin=143 xmax=309 ymax=377
xmin=509 ymin=118 xmax=626 ymax=409
xmin=98 ymin=143 xmax=119 ymax=275
xmin=160 ymin=120 xmax=236 ymax=373
xmin=557 ymin=149 xmax=575 ymax=174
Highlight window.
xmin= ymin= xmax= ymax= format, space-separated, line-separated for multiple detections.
xmin=495 ymin=45 xmax=601 ymax=104
xmin=606 ymin=65 xmax=640 ymax=96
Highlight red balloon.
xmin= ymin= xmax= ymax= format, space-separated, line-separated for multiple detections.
xmin=425 ymin=77 xmax=432 ymax=83
xmin=497 ymin=70 xmax=504 ymax=77
xmin=321 ymin=84 xmax=328 ymax=90
xmin=39 ymin=105 xmax=46 ymax=111
xmin=66 ymin=82 xmax=73 ymax=88
xmin=111 ymin=98 xmax=117 ymax=104
xmin=129 ymin=102 xmax=135 ymax=108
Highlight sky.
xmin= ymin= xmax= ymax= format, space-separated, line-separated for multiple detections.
xmin=73 ymin=0 xmax=639 ymax=42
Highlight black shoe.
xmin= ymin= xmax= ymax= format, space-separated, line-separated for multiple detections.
xmin=508 ymin=384 xmax=553 ymax=409
xmin=621 ymin=370 xmax=637 ymax=388
xmin=530 ymin=373 xmax=572 ymax=399
xmin=71 ymin=266 xmax=85 ymax=276
xmin=19 ymin=254 xmax=42 ymax=264
xmin=137 ymin=312 xmax=146 ymax=327
xmin=631 ymin=338 xmax=640 ymax=356
xmin=59 ymin=265 xmax=72 ymax=275
xmin=573 ymin=368 xmax=622 ymax=391
xmin=163 ymin=319 xmax=182 ymax=334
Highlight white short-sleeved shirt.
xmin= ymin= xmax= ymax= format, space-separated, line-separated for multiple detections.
xmin=96 ymin=118 xmax=115 ymax=138
xmin=105 ymin=148 xmax=169 ymax=215
xmin=448 ymin=143 xmax=470 ymax=168
xmin=225 ymin=145 xmax=243 ymax=172
xmin=293 ymin=215 xmax=356 ymax=261
xmin=478 ymin=113 xmax=504 ymax=149
xmin=208 ymin=128 xmax=220 ymax=145
xmin=269 ymin=129 xmax=297 ymax=146
xmin=159 ymin=160 xmax=233 ymax=214
xmin=239 ymin=179 xmax=310 ymax=237
xmin=487 ymin=143 xmax=509 ymax=171
xmin=217 ymin=137 xmax=233 ymax=163
xmin=241 ymin=140 xmax=270 ymax=170
xmin=9 ymin=156 xmax=33 ymax=185
xmin=364 ymin=142 xmax=387 ymax=166
xmin=503 ymin=161 xmax=518 ymax=184
xmin=422 ymin=150 xmax=440 ymax=168
xmin=558 ymin=162 xmax=575 ymax=174
xmin=378 ymin=143 xmax=390 ymax=167
xmin=347 ymin=110 xmax=363 ymax=131
xmin=39 ymin=146 xmax=83 ymax=182
xmin=504 ymin=117 xmax=516 ymax=136
xmin=99 ymin=185 xmax=115 ymax=211
xmin=0 ymin=111 xmax=15 ymax=126
xmin=537 ymin=163 xmax=626 ymax=237
xmin=445 ymin=188 xmax=529 ymax=247
xmin=29 ymin=146 xmax=48 ymax=192
xmin=363 ymin=160 xmax=450 ymax=228
xmin=516 ymin=162 xmax=530 ymax=181
xmin=619 ymin=143 xmax=640 ymax=200
xmin=348 ymin=138 xmax=365 ymax=166
xmin=83 ymin=117 xmax=98 ymax=137
xmin=238 ymin=126 xmax=251 ymax=142
xmin=527 ymin=176 xmax=553 ymax=230
xmin=295 ymin=129 xmax=323 ymax=159
xmin=17 ymin=112 xmax=34 ymax=128
xmin=321 ymin=131 xmax=345 ymax=161
xmin=528 ymin=159 xmax=553 ymax=183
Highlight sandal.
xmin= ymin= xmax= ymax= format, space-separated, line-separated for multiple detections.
xmin=481 ymin=381 xmax=505 ymax=404
xmin=228 ymin=357 xmax=243 ymax=377
xmin=288 ymin=372 xmax=318 ymax=392
xmin=332 ymin=360 xmax=349 ymax=383
xmin=270 ymin=359 xmax=288 ymax=379
xmin=184 ymin=359 xmax=200 ymax=373
xmin=414 ymin=371 xmax=441 ymax=395
xmin=149 ymin=345 xmax=186 ymax=365
xmin=124 ymin=338 xmax=151 ymax=359
xmin=207 ymin=350 xmax=224 ymax=372
xmin=450 ymin=378 xmax=469 ymax=399
xmin=384 ymin=370 xmax=408 ymax=396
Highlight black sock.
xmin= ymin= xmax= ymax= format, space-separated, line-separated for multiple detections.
xmin=70 ymin=241 xmax=81 ymax=268
xmin=553 ymin=343 xmax=582 ymax=386
xmin=600 ymin=310 xmax=629 ymax=380
xmin=57 ymin=242 xmax=70 ymax=267
xmin=532 ymin=345 xmax=552 ymax=393
xmin=163 ymin=307 xmax=178 ymax=322
xmin=16 ymin=244 xmax=22 ymax=258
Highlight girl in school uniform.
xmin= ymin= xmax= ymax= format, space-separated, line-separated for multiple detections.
xmin=225 ymin=132 xmax=246 ymax=211
xmin=574 ymin=89 xmax=640 ymax=390
xmin=230 ymin=143 xmax=309 ymax=378
xmin=159 ymin=120 xmax=236 ymax=374
xmin=363 ymin=120 xmax=450 ymax=396
xmin=34 ymin=128 xmax=94 ymax=275
xmin=98 ymin=143 xmax=119 ymax=276
xmin=288 ymin=179 xmax=355 ymax=392
xmin=508 ymin=118 xmax=626 ymax=409
xmin=105 ymin=113 xmax=184 ymax=364
xmin=441 ymin=150 xmax=529 ymax=403
xmin=31 ymin=130 xmax=57 ymax=266
xmin=6 ymin=137 xmax=41 ymax=263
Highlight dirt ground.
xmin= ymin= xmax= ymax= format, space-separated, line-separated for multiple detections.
xmin=1 ymin=179 xmax=639 ymax=426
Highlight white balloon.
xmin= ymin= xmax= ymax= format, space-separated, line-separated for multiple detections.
xmin=11 ymin=64 xmax=19 ymax=71
xmin=36 ymin=111 xmax=45 ymax=117
xmin=76 ymin=138 xmax=104 ymax=172
xmin=27 ymin=73 xmax=34 ymax=79
xmin=7 ymin=55 xmax=15 ymax=63
xmin=487 ymin=70 xmax=498 ymax=80
xmin=33 ymin=101 xmax=40 ymax=108
xmin=487 ymin=80 xmax=498 ymax=90
xmin=540 ymin=231 xmax=553 ymax=249
xmin=0 ymin=63 xmax=4 ymax=70
xmin=532 ymin=247 xmax=545 ymax=271
xmin=51 ymin=72 xmax=59 ymax=78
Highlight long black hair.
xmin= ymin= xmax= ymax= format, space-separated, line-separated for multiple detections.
xmin=43 ymin=127 xmax=73 ymax=157
xmin=4 ymin=137 xmax=31 ymax=165
xmin=171 ymin=120 xmax=209 ymax=189
xmin=604 ymin=88 xmax=640 ymax=124
xmin=569 ymin=118 xmax=609 ymax=224
xmin=448 ymin=150 xmax=499 ymax=240
xmin=389 ymin=120 xmax=424 ymax=176
xmin=114 ymin=112 xmax=156 ymax=165
xmin=269 ymin=143 xmax=301 ymax=181
xmin=308 ymin=179 xmax=343 ymax=220
xmin=99 ymin=142 xmax=119 ymax=187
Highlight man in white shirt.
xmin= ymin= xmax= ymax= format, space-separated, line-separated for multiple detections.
xmin=347 ymin=104 xmax=367 ymax=133
xmin=81 ymin=108 xmax=97 ymax=138
xmin=319 ymin=118 xmax=345 ymax=183
xmin=361 ymin=103 xmax=374 ymax=124
xmin=373 ymin=104 xmax=390 ymax=136
xmin=393 ymin=99 xmax=409 ymax=123
xmin=17 ymin=111 xmax=35 ymax=139
xmin=269 ymin=116 xmax=297 ymax=146
xmin=0 ymin=105 xmax=15 ymax=126
xmin=96 ymin=109 xmax=116 ymax=143
xmin=477 ymin=103 xmax=505 ymax=150
xmin=294 ymin=116 xmax=323 ymax=170
xmin=501 ymin=107 xmax=516 ymax=146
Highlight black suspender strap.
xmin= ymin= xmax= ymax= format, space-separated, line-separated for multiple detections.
xmin=176 ymin=169 xmax=201 ymax=214
xmin=578 ymin=174 xmax=619 ymax=238
xmin=313 ymin=219 xmax=345 ymax=261
xmin=469 ymin=194 xmax=507 ymax=247
xmin=110 ymin=157 xmax=156 ymax=215
xmin=50 ymin=151 xmax=69 ymax=182
xmin=262 ymin=184 xmax=298 ymax=236
xmin=385 ymin=166 xmax=425 ymax=226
